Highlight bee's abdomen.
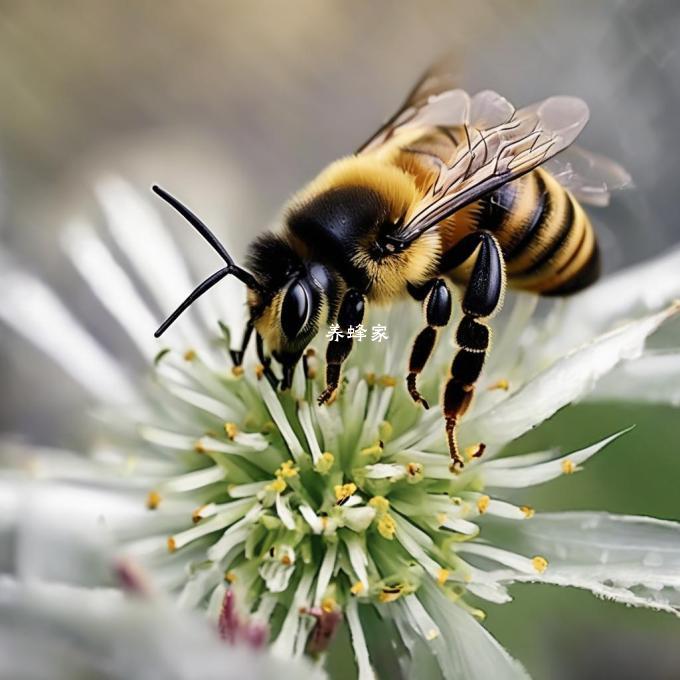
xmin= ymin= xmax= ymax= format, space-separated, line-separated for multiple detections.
xmin=478 ymin=168 xmax=600 ymax=296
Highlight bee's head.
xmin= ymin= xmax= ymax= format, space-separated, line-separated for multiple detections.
xmin=246 ymin=234 xmax=340 ymax=388
xmin=150 ymin=187 xmax=338 ymax=390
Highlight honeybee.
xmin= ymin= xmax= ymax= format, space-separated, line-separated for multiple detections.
xmin=152 ymin=69 xmax=628 ymax=472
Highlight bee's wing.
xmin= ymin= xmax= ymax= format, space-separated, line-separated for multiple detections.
xmin=543 ymin=145 xmax=632 ymax=207
xmin=356 ymin=68 xmax=466 ymax=154
xmin=393 ymin=93 xmax=590 ymax=245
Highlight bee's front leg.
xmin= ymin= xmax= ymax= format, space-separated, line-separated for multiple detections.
xmin=318 ymin=289 xmax=365 ymax=405
xmin=406 ymin=278 xmax=452 ymax=409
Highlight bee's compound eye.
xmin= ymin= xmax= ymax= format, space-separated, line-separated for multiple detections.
xmin=281 ymin=280 xmax=310 ymax=339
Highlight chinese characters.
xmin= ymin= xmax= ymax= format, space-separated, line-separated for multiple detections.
xmin=325 ymin=324 xmax=390 ymax=342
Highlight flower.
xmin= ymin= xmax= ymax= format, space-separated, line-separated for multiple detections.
xmin=2 ymin=176 xmax=680 ymax=679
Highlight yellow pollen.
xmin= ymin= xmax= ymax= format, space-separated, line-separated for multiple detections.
xmin=193 ymin=440 xmax=206 ymax=454
xmin=280 ymin=554 xmax=292 ymax=566
xmin=368 ymin=496 xmax=390 ymax=515
xmin=561 ymin=459 xmax=576 ymax=474
xmin=255 ymin=364 xmax=265 ymax=380
xmin=365 ymin=372 xmax=376 ymax=386
xmin=436 ymin=512 xmax=448 ymax=526
xmin=407 ymin=462 xmax=423 ymax=477
xmin=277 ymin=460 xmax=299 ymax=478
xmin=520 ymin=505 xmax=535 ymax=518
xmin=167 ymin=537 xmax=176 ymax=553
xmin=532 ymin=556 xmax=548 ymax=573
xmin=488 ymin=378 xmax=510 ymax=391
xmin=378 ymin=587 xmax=403 ymax=603
xmin=476 ymin=495 xmax=490 ymax=514
xmin=380 ymin=375 xmax=397 ymax=387
xmin=224 ymin=422 xmax=238 ymax=440
xmin=426 ymin=628 xmax=440 ymax=640
xmin=321 ymin=596 xmax=337 ymax=612
xmin=437 ymin=568 xmax=450 ymax=585
xmin=266 ymin=478 xmax=287 ymax=493
xmin=146 ymin=490 xmax=161 ymax=510
xmin=183 ymin=349 xmax=197 ymax=362
xmin=334 ymin=483 xmax=357 ymax=503
xmin=192 ymin=505 xmax=207 ymax=523
xmin=315 ymin=452 xmax=335 ymax=474
xmin=350 ymin=581 xmax=365 ymax=595
xmin=361 ymin=442 xmax=384 ymax=460
xmin=377 ymin=513 xmax=396 ymax=540
xmin=224 ymin=570 xmax=237 ymax=583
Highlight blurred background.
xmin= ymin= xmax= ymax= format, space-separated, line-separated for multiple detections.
xmin=1 ymin=1 xmax=679 ymax=678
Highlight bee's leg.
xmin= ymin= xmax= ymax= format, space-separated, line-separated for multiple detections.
xmin=256 ymin=332 xmax=279 ymax=389
xmin=229 ymin=318 xmax=254 ymax=370
xmin=318 ymin=289 xmax=365 ymax=405
xmin=406 ymin=278 xmax=452 ymax=409
xmin=441 ymin=231 xmax=504 ymax=472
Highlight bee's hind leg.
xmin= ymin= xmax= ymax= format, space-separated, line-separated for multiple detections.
xmin=406 ymin=278 xmax=452 ymax=409
xmin=318 ymin=289 xmax=365 ymax=405
xmin=440 ymin=231 xmax=505 ymax=472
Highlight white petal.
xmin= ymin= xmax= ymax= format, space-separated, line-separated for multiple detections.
xmin=590 ymin=350 xmax=680 ymax=406
xmin=342 ymin=507 xmax=376 ymax=533
xmin=0 ymin=580 xmax=321 ymax=680
xmin=0 ymin=257 xmax=136 ymax=404
xmin=480 ymin=429 xmax=629 ymax=488
xmin=486 ymin=512 xmax=680 ymax=616
xmin=544 ymin=247 xmax=680 ymax=355
xmin=275 ymin=493 xmax=296 ymax=530
xmin=344 ymin=534 xmax=369 ymax=590
xmin=412 ymin=579 xmax=530 ymax=680
xmin=345 ymin=599 xmax=376 ymax=680
xmin=463 ymin=305 xmax=678 ymax=444
xmin=61 ymin=220 xmax=159 ymax=358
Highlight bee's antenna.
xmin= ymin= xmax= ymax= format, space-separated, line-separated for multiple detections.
xmin=151 ymin=185 xmax=262 ymax=338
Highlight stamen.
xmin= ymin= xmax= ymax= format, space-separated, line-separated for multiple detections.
xmin=231 ymin=365 xmax=244 ymax=377
xmin=368 ymin=496 xmax=390 ymax=515
xmin=476 ymin=495 xmax=490 ymax=514
xmin=335 ymin=483 xmax=357 ymax=504
xmin=488 ymin=378 xmax=509 ymax=391
xmin=437 ymin=568 xmax=450 ymax=585
xmin=266 ymin=478 xmax=287 ymax=493
xmin=532 ymin=556 xmax=548 ymax=573
xmin=561 ymin=459 xmax=576 ymax=474
xmin=224 ymin=422 xmax=239 ymax=440
xmin=379 ymin=375 xmax=396 ymax=387
xmin=314 ymin=452 xmax=335 ymax=474
xmin=520 ymin=505 xmax=535 ymax=518
xmin=377 ymin=514 xmax=396 ymax=540
xmin=146 ymin=490 xmax=161 ymax=510
xmin=351 ymin=581 xmax=365 ymax=595
xmin=183 ymin=348 xmax=197 ymax=362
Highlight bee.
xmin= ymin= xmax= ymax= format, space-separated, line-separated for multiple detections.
xmin=152 ymin=69 xmax=628 ymax=472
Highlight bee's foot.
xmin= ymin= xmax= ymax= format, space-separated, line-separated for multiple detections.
xmin=317 ymin=387 xmax=336 ymax=406
xmin=407 ymin=373 xmax=429 ymax=409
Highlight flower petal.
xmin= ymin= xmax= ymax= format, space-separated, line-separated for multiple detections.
xmin=398 ymin=579 xmax=530 ymax=680
xmin=590 ymin=350 xmax=680 ymax=406
xmin=463 ymin=304 xmax=679 ymax=444
xmin=483 ymin=512 xmax=680 ymax=616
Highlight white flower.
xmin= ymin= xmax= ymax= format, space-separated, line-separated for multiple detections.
xmin=2 ymin=176 xmax=680 ymax=679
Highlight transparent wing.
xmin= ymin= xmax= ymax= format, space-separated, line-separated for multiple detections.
xmin=544 ymin=145 xmax=632 ymax=207
xmin=393 ymin=93 xmax=590 ymax=244
xmin=356 ymin=67 xmax=466 ymax=154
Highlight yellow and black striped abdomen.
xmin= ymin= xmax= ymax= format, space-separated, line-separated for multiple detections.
xmin=474 ymin=167 xmax=600 ymax=296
